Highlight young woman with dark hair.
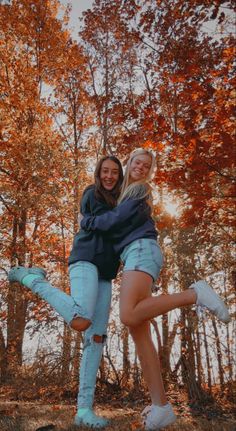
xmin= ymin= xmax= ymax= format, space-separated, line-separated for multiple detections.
xmin=8 ymin=155 xmax=148 ymax=429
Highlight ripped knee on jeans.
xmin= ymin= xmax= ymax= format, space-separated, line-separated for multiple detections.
xmin=93 ymin=334 xmax=107 ymax=344
xmin=70 ymin=316 xmax=91 ymax=331
xmin=84 ymin=334 xmax=107 ymax=348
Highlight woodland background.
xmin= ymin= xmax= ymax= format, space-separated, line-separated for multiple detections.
xmin=0 ymin=0 xmax=235 ymax=430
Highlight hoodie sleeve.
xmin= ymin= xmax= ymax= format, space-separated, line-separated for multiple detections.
xmin=80 ymin=199 xmax=149 ymax=232
xmin=79 ymin=187 xmax=95 ymax=216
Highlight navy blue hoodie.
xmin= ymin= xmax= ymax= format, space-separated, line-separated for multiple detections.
xmin=68 ymin=186 xmax=150 ymax=279
xmin=80 ymin=196 xmax=157 ymax=255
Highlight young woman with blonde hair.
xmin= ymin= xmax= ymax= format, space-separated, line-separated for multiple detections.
xmin=80 ymin=148 xmax=230 ymax=430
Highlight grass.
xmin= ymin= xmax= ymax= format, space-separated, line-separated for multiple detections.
xmin=0 ymin=402 xmax=235 ymax=431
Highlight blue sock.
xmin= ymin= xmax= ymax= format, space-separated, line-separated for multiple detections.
xmin=22 ymin=274 xmax=42 ymax=288
xmin=77 ymin=408 xmax=90 ymax=417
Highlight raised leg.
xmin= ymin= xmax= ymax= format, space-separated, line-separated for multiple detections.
xmin=8 ymin=266 xmax=89 ymax=327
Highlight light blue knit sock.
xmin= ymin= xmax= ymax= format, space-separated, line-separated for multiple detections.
xmin=22 ymin=274 xmax=42 ymax=288
xmin=75 ymin=408 xmax=109 ymax=428
xmin=77 ymin=407 xmax=90 ymax=417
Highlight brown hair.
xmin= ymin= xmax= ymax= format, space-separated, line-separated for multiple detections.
xmin=93 ymin=155 xmax=123 ymax=207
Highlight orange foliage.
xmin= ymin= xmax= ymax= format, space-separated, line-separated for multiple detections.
xmin=0 ymin=0 xmax=235 ymax=393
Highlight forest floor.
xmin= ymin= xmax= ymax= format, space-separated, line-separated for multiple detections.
xmin=0 ymin=400 xmax=235 ymax=431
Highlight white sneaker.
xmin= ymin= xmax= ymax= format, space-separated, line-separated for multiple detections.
xmin=191 ymin=280 xmax=230 ymax=323
xmin=142 ymin=403 xmax=176 ymax=430
xmin=141 ymin=405 xmax=152 ymax=419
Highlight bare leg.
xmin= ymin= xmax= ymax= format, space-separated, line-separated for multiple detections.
xmin=129 ymin=321 xmax=167 ymax=405
xmin=119 ymin=270 xmax=182 ymax=427
xmin=120 ymin=271 xmax=167 ymax=405
xmin=120 ymin=271 xmax=196 ymax=327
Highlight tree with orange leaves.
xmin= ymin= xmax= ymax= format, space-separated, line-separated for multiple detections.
xmin=0 ymin=0 xmax=81 ymax=380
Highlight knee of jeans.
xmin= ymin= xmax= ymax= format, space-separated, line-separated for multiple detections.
xmin=80 ymin=319 xmax=92 ymax=331
xmin=93 ymin=334 xmax=107 ymax=344
xmin=71 ymin=317 xmax=91 ymax=331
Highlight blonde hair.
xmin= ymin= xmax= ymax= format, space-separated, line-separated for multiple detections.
xmin=118 ymin=148 xmax=156 ymax=204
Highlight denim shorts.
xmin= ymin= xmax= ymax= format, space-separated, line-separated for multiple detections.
xmin=120 ymin=238 xmax=164 ymax=281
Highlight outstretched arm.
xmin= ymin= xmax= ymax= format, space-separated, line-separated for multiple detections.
xmin=80 ymin=199 xmax=149 ymax=233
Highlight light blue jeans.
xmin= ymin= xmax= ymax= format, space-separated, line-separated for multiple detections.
xmin=28 ymin=261 xmax=112 ymax=409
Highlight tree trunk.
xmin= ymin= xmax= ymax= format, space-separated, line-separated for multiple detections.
xmin=72 ymin=333 xmax=82 ymax=380
xmin=6 ymin=213 xmax=28 ymax=380
xmin=226 ymin=324 xmax=233 ymax=390
xmin=180 ymin=310 xmax=206 ymax=402
xmin=104 ymin=343 xmax=121 ymax=387
xmin=212 ymin=317 xmax=224 ymax=390
xmin=0 ymin=327 xmax=7 ymax=383
xmin=60 ymin=220 xmax=72 ymax=384
xmin=202 ymin=320 xmax=212 ymax=392
xmin=161 ymin=313 xmax=171 ymax=384
xmin=133 ymin=348 xmax=140 ymax=388
xmin=160 ymin=266 xmax=172 ymax=383
xmin=61 ymin=323 xmax=72 ymax=384
xmin=194 ymin=324 xmax=203 ymax=387
xmin=122 ymin=326 xmax=130 ymax=383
